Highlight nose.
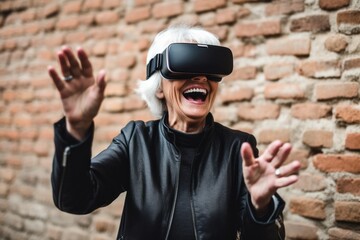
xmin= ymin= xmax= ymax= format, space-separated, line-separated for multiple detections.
xmin=191 ymin=76 xmax=208 ymax=82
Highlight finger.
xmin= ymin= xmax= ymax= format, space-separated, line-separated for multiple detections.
xmin=77 ymin=47 xmax=93 ymax=78
xmin=62 ymin=46 xmax=82 ymax=78
xmin=275 ymin=175 xmax=299 ymax=188
xmin=271 ymin=142 xmax=292 ymax=168
xmin=276 ymin=160 xmax=301 ymax=177
xmin=261 ymin=140 xmax=283 ymax=162
xmin=58 ymin=50 xmax=71 ymax=77
xmin=96 ymin=69 xmax=107 ymax=94
xmin=48 ymin=65 xmax=65 ymax=92
xmin=241 ymin=142 xmax=255 ymax=167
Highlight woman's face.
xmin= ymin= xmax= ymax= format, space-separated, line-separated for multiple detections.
xmin=156 ymin=76 xmax=218 ymax=132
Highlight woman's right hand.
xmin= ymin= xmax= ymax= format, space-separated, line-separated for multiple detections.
xmin=48 ymin=46 xmax=106 ymax=140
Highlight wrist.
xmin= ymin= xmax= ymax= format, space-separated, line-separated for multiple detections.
xmin=251 ymin=196 xmax=273 ymax=218
xmin=66 ymin=119 xmax=92 ymax=141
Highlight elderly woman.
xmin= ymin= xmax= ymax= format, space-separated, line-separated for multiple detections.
xmin=48 ymin=26 xmax=301 ymax=240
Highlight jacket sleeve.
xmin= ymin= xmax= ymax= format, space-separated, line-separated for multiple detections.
xmin=51 ymin=117 xmax=130 ymax=214
xmin=241 ymin=193 xmax=285 ymax=240
xmin=238 ymin=134 xmax=286 ymax=240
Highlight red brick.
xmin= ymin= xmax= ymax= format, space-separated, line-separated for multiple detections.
xmin=297 ymin=59 xmax=341 ymax=78
xmin=19 ymin=9 xmax=37 ymax=22
xmin=291 ymin=103 xmax=332 ymax=119
xmin=324 ymin=34 xmax=349 ymax=53
xmin=345 ymin=133 xmax=360 ymax=150
xmin=328 ymin=227 xmax=360 ymax=240
xmin=216 ymin=8 xmax=236 ymax=24
xmin=264 ymin=62 xmax=294 ymax=80
xmin=266 ymin=36 xmax=311 ymax=56
xmin=95 ymin=10 xmax=119 ymax=25
xmin=122 ymin=95 xmax=146 ymax=111
xmin=232 ymin=0 xmax=268 ymax=3
xmin=294 ymin=173 xmax=326 ymax=192
xmin=314 ymin=82 xmax=359 ymax=100
xmin=5 ymin=151 xmax=23 ymax=167
xmin=41 ymin=2 xmax=60 ymax=18
xmin=65 ymin=31 xmax=88 ymax=43
xmin=213 ymin=106 xmax=238 ymax=123
xmin=79 ymin=12 xmax=95 ymax=26
xmin=83 ymin=0 xmax=102 ymax=11
xmin=313 ymin=154 xmax=360 ymax=173
xmin=42 ymin=18 xmax=57 ymax=32
xmin=152 ymin=2 xmax=183 ymax=19
xmin=337 ymin=10 xmax=360 ymax=25
xmin=237 ymin=103 xmax=280 ymax=121
xmin=125 ymin=6 xmax=151 ymax=23
xmin=103 ymin=0 xmax=123 ymax=9
xmin=302 ymin=130 xmax=333 ymax=148
xmin=24 ymin=22 xmax=42 ymax=35
xmin=62 ymin=0 xmax=82 ymax=14
xmin=337 ymin=10 xmax=360 ymax=34
xmin=117 ymin=53 xmax=137 ymax=68
xmin=226 ymin=66 xmax=257 ymax=81
xmin=134 ymin=0 xmax=161 ymax=6
xmin=56 ymin=16 xmax=80 ymax=30
xmin=218 ymin=86 xmax=254 ymax=103
xmin=290 ymin=197 xmax=326 ymax=220
xmin=258 ymin=129 xmax=290 ymax=144
xmin=265 ymin=0 xmax=305 ymax=16
xmin=285 ymin=221 xmax=318 ymax=240
xmin=319 ymin=0 xmax=350 ymax=10
xmin=235 ymin=19 xmax=281 ymax=37
xmin=343 ymin=57 xmax=360 ymax=70
xmin=264 ymin=83 xmax=305 ymax=100
xmin=236 ymin=7 xmax=251 ymax=19
xmin=337 ymin=178 xmax=360 ymax=196
xmin=0 ymin=25 xmax=23 ymax=38
xmin=104 ymin=82 xmax=127 ymax=97
xmin=335 ymin=104 xmax=360 ymax=124
xmin=287 ymin=148 xmax=310 ymax=169
xmin=290 ymin=14 xmax=330 ymax=33
xmin=205 ymin=26 xmax=228 ymax=41
xmin=194 ymin=0 xmax=227 ymax=13
xmin=335 ymin=201 xmax=360 ymax=223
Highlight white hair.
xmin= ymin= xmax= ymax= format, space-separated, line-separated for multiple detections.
xmin=135 ymin=25 xmax=221 ymax=118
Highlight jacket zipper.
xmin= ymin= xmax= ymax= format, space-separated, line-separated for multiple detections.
xmin=58 ymin=146 xmax=71 ymax=209
xmin=164 ymin=149 xmax=181 ymax=240
xmin=190 ymin=155 xmax=198 ymax=240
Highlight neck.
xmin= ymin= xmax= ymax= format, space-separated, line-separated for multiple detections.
xmin=167 ymin=115 xmax=206 ymax=134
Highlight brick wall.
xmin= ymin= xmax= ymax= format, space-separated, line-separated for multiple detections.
xmin=0 ymin=0 xmax=359 ymax=239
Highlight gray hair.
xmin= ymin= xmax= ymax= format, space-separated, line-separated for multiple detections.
xmin=135 ymin=25 xmax=221 ymax=118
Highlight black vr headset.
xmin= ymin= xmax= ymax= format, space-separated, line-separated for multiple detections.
xmin=146 ymin=43 xmax=233 ymax=82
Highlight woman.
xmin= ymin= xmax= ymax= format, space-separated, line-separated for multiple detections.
xmin=48 ymin=25 xmax=301 ymax=240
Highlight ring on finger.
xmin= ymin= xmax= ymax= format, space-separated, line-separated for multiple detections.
xmin=63 ymin=75 xmax=74 ymax=81
xmin=275 ymin=168 xmax=282 ymax=177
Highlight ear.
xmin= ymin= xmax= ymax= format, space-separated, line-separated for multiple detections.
xmin=156 ymin=88 xmax=164 ymax=99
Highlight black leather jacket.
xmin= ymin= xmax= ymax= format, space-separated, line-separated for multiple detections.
xmin=51 ymin=113 xmax=285 ymax=240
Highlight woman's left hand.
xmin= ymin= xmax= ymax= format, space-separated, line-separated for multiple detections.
xmin=241 ymin=140 xmax=301 ymax=215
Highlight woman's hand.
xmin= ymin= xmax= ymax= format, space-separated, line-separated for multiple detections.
xmin=241 ymin=140 xmax=301 ymax=215
xmin=48 ymin=46 xmax=106 ymax=140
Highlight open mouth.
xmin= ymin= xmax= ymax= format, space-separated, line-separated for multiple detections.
xmin=183 ymin=88 xmax=208 ymax=102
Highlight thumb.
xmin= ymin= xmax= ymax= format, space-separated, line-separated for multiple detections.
xmin=241 ymin=142 xmax=255 ymax=167
xmin=96 ymin=69 xmax=107 ymax=93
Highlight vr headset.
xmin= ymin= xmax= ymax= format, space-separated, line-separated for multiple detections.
xmin=146 ymin=43 xmax=233 ymax=82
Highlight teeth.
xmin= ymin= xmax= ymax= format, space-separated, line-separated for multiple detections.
xmin=184 ymin=88 xmax=207 ymax=95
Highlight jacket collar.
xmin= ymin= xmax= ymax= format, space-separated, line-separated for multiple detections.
xmin=160 ymin=112 xmax=214 ymax=145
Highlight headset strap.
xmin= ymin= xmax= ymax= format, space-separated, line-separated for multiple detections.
xmin=146 ymin=53 xmax=162 ymax=79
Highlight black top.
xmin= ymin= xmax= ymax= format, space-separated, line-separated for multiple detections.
xmin=168 ymin=129 xmax=204 ymax=240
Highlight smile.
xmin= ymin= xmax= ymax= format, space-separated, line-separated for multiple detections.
xmin=183 ymin=88 xmax=208 ymax=102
